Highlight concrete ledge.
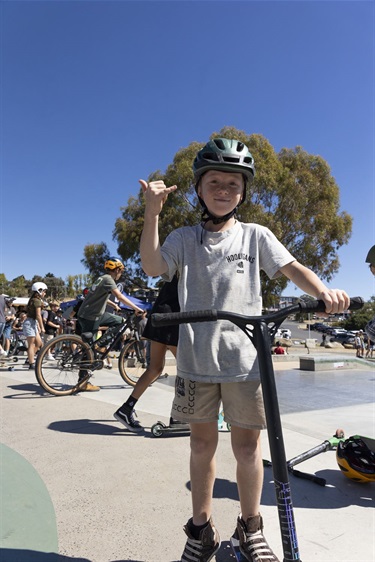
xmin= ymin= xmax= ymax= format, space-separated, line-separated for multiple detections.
xmin=299 ymin=355 xmax=369 ymax=371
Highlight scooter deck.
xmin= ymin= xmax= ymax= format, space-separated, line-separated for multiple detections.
xmin=230 ymin=535 xmax=246 ymax=561
xmin=151 ymin=420 xmax=190 ymax=437
xmin=0 ymin=356 xmax=19 ymax=370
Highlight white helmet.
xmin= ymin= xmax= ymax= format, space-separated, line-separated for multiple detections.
xmin=31 ymin=282 xmax=48 ymax=294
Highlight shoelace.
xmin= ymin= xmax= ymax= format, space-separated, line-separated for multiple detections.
xmin=243 ymin=530 xmax=278 ymax=561
xmin=129 ymin=410 xmax=141 ymax=427
xmin=181 ymin=537 xmax=204 ymax=562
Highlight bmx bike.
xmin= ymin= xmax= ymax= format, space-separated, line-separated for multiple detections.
xmin=152 ymin=296 xmax=364 ymax=562
xmin=35 ymin=311 xmax=147 ymax=396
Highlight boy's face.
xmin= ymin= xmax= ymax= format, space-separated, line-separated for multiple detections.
xmin=198 ymin=170 xmax=244 ymax=218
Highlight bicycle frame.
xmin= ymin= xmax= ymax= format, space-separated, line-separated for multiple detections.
xmin=83 ymin=311 xmax=140 ymax=363
xmin=152 ymin=297 xmax=364 ymax=562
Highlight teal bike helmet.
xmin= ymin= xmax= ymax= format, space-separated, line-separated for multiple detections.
xmin=193 ymin=138 xmax=255 ymax=186
xmin=193 ymin=138 xmax=255 ymax=225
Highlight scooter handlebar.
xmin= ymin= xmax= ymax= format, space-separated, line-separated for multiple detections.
xmin=151 ymin=297 xmax=364 ymax=327
xmin=152 ymin=309 xmax=218 ymax=327
xmin=299 ymin=296 xmax=364 ymax=313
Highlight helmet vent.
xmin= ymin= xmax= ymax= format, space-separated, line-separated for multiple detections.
xmin=223 ymin=156 xmax=240 ymax=163
xmin=213 ymin=139 xmax=226 ymax=150
xmin=202 ymin=151 xmax=220 ymax=162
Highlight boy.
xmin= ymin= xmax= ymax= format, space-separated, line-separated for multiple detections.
xmin=140 ymin=138 xmax=349 ymax=562
xmin=77 ymin=257 xmax=144 ymax=391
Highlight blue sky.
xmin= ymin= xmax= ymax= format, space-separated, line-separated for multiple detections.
xmin=1 ymin=0 xmax=374 ymax=300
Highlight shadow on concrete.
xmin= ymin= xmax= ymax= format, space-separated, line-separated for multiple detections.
xmin=3 ymin=382 xmax=51 ymax=398
xmin=47 ymin=418 xmax=136 ymax=436
xmin=0 ymin=549 xmax=89 ymax=561
xmin=47 ymin=418 xmax=191 ymax=439
xmin=0 ymin=551 xmax=149 ymax=562
xmin=192 ymin=473 xmax=374 ymax=510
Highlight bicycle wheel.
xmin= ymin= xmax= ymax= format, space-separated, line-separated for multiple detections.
xmin=118 ymin=339 xmax=147 ymax=386
xmin=35 ymin=334 xmax=94 ymax=396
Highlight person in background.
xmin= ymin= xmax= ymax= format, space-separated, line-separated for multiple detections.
xmin=23 ymin=282 xmax=47 ymax=369
xmin=364 ymin=245 xmax=375 ymax=360
xmin=114 ymin=276 xmax=179 ymax=432
xmin=44 ymin=301 xmax=62 ymax=360
xmin=274 ymin=341 xmax=287 ymax=355
xmin=2 ymin=297 xmax=17 ymax=356
xmin=76 ymin=257 xmax=144 ymax=391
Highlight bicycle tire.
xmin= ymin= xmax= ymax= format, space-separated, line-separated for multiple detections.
xmin=118 ymin=339 xmax=147 ymax=386
xmin=35 ymin=334 xmax=94 ymax=396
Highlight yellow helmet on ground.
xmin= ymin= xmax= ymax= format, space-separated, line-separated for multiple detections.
xmin=336 ymin=436 xmax=375 ymax=483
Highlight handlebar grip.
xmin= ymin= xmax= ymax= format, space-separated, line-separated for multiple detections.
xmin=152 ymin=309 xmax=218 ymax=327
xmin=299 ymin=296 xmax=364 ymax=313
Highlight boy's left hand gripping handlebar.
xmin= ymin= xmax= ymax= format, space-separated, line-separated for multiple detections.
xmin=152 ymin=309 xmax=217 ymax=327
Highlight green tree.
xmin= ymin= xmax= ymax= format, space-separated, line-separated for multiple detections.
xmin=43 ymin=273 xmax=66 ymax=300
xmin=81 ymin=243 xmax=111 ymax=279
xmin=342 ymin=297 xmax=375 ymax=331
xmin=111 ymin=127 xmax=352 ymax=305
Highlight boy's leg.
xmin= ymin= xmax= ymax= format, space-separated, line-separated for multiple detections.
xmin=181 ymin=422 xmax=221 ymax=562
xmin=189 ymin=421 xmax=218 ymax=525
xmin=230 ymin=427 xmax=263 ymax=519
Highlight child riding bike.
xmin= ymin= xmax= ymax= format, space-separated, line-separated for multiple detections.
xmin=76 ymin=257 xmax=144 ymax=391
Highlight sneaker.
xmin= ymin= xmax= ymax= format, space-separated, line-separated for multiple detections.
xmin=181 ymin=517 xmax=220 ymax=562
xmin=28 ymin=363 xmax=35 ymax=370
xmin=79 ymin=381 xmax=100 ymax=392
xmin=231 ymin=514 xmax=279 ymax=562
xmin=47 ymin=354 xmax=55 ymax=361
xmin=0 ymin=349 xmax=7 ymax=356
xmin=113 ymin=406 xmax=143 ymax=433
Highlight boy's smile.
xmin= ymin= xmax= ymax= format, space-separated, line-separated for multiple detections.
xmin=198 ymin=170 xmax=244 ymax=219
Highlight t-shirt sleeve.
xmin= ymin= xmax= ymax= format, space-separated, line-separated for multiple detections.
xmin=258 ymin=227 xmax=295 ymax=279
xmin=103 ymin=276 xmax=117 ymax=292
xmin=160 ymin=230 xmax=182 ymax=282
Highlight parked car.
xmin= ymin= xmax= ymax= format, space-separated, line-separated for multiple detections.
xmin=330 ymin=333 xmax=352 ymax=344
xmin=275 ymin=328 xmax=291 ymax=339
xmin=311 ymin=323 xmax=327 ymax=331
xmin=330 ymin=328 xmax=347 ymax=337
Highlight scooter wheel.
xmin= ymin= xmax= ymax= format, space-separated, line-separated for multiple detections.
xmin=12 ymin=357 xmax=19 ymax=363
xmin=151 ymin=423 xmax=165 ymax=437
xmin=8 ymin=367 xmax=14 ymax=371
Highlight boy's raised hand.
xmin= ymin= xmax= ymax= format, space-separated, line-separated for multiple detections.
xmin=139 ymin=179 xmax=177 ymax=215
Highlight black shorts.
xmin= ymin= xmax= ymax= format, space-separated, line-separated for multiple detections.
xmin=142 ymin=276 xmax=179 ymax=347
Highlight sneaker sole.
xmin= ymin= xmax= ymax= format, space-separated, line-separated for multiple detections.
xmin=113 ymin=412 xmax=143 ymax=433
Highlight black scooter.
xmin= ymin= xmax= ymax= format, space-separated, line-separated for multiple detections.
xmin=152 ymin=297 xmax=364 ymax=562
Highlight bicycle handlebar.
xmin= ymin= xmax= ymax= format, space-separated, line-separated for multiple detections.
xmin=151 ymin=297 xmax=364 ymax=327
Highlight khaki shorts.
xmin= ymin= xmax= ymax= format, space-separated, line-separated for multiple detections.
xmin=171 ymin=377 xmax=266 ymax=430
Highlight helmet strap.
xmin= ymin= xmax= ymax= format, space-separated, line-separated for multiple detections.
xmin=199 ymin=204 xmax=238 ymax=244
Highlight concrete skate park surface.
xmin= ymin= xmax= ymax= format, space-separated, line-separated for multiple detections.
xmin=0 ymin=352 xmax=374 ymax=562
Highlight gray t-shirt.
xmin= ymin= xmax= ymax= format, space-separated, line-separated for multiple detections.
xmin=77 ymin=274 xmax=116 ymax=322
xmin=161 ymin=221 xmax=295 ymax=382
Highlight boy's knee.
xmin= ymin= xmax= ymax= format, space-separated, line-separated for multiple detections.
xmin=190 ymin=430 xmax=218 ymax=456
